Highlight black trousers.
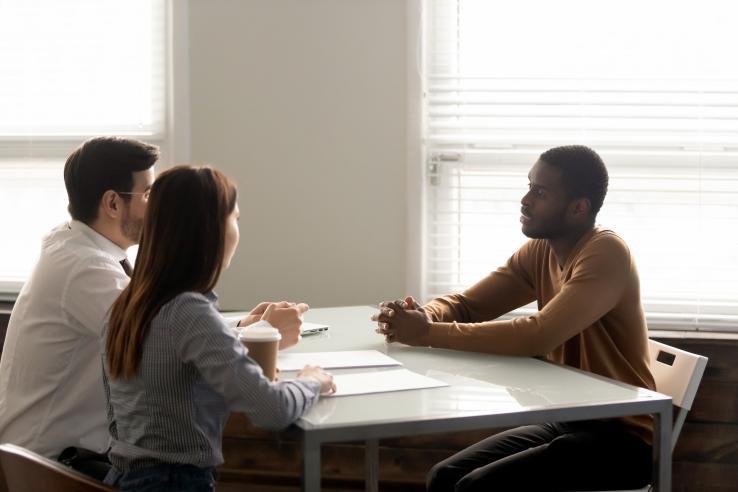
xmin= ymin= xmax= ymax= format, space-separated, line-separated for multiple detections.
xmin=58 ymin=447 xmax=112 ymax=482
xmin=427 ymin=421 xmax=652 ymax=492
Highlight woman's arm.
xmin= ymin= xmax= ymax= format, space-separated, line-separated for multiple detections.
xmin=170 ymin=293 xmax=322 ymax=430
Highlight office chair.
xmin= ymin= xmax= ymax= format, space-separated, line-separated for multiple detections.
xmin=0 ymin=443 xmax=113 ymax=492
xmin=574 ymin=339 xmax=708 ymax=492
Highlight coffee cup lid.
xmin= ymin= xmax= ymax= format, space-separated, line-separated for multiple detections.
xmin=239 ymin=326 xmax=282 ymax=342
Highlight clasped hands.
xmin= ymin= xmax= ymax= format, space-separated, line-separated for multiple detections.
xmin=372 ymin=296 xmax=431 ymax=347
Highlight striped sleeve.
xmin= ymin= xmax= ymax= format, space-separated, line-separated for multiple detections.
xmin=168 ymin=293 xmax=320 ymax=430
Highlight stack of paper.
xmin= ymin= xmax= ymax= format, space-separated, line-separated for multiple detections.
xmin=277 ymin=350 xmax=401 ymax=371
xmin=328 ymin=368 xmax=449 ymax=397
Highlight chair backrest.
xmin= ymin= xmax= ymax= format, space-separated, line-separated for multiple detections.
xmin=647 ymin=339 xmax=708 ymax=450
xmin=0 ymin=444 xmax=114 ymax=492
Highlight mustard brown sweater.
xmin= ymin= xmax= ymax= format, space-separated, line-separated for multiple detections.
xmin=423 ymin=227 xmax=656 ymax=443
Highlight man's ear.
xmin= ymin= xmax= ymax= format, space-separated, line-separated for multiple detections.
xmin=99 ymin=190 xmax=122 ymax=220
xmin=570 ymin=197 xmax=591 ymax=219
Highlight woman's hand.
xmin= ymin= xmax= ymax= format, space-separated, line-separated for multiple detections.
xmin=297 ymin=365 xmax=336 ymax=395
xmin=257 ymin=301 xmax=310 ymax=349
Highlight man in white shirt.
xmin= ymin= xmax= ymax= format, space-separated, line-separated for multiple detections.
xmin=0 ymin=137 xmax=306 ymax=479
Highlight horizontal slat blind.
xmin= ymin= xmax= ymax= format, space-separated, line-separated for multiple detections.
xmin=425 ymin=0 xmax=738 ymax=331
xmin=0 ymin=0 xmax=166 ymax=137
xmin=0 ymin=160 xmax=70 ymax=291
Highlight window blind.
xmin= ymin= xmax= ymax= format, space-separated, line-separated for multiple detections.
xmin=0 ymin=0 xmax=167 ymax=293
xmin=424 ymin=0 xmax=738 ymax=331
xmin=0 ymin=0 xmax=166 ymax=137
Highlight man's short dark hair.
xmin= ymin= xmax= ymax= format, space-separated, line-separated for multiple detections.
xmin=64 ymin=137 xmax=159 ymax=223
xmin=539 ymin=145 xmax=609 ymax=217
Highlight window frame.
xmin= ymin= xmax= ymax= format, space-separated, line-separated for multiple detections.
xmin=417 ymin=0 xmax=738 ymax=332
xmin=0 ymin=0 xmax=191 ymax=300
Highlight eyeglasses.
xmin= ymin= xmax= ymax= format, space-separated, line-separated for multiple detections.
xmin=117 ymin=190 xmax=151 ymax=201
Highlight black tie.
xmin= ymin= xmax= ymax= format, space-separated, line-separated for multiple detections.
xmin=120 ymin=258 xmax=133 ymax=277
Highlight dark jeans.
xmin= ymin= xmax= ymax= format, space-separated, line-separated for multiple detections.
xmin=104 ymin=463 xmax=217 ymax=492
xmin=57 ymin=447 xmax=112 ymax=482
xmin=427 ymin=421 xmax=652 ymax=492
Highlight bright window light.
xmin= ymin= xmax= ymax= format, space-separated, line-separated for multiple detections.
xmin=425 ymin=0 xmax=738 ymax=330
xmin=0 ymin=0 xmax=164 ymax=136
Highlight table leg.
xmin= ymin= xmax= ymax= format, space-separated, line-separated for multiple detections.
xmin=365 ymin=439 xmax=379 ymax=492
xmin=652 ymin=403 xmax=672 ymax=492
xmin=302 ymin=435 xmax=321 ymax=492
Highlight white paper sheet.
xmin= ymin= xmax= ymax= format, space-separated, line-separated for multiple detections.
xmin=326 ymin=368 xmax=449 ymax=397
xmin=277 ymin=350 xmax=401 ymax=371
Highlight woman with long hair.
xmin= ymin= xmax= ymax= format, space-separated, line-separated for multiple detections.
xmin=102 ymin=165 xmax=334 ymax=491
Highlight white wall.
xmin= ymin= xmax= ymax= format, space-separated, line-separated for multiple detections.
xmin=188 ymin=0 xmax=409 ymax=310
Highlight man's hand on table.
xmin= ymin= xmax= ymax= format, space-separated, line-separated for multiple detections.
xmin=238 ymin=301 xmax=309 ymax=350
xmin=372 ymin=297 xmax=431 ymax=347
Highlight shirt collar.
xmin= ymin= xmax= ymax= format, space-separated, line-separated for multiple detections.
xmin=205 ymin=291 xmax=219 ymax=308
xmin=69 ymin=220 xmax=129 ymax=263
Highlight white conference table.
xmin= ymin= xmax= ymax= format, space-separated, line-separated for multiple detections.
xmin=277 ymin=306 xmax=673 ymax=492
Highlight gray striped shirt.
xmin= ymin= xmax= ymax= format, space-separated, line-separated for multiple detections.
xmin=102 ymin=291 xmax=320 ymax=471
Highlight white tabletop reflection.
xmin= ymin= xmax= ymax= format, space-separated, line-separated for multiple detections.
xmin=229 ymin=305 xmax=671 ymax=492
xmin=285 ymin=306 xmax=658 ymax=429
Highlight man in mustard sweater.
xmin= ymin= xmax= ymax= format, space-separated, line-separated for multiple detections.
xmin=374 ymin=145 xmax=655 ymax=491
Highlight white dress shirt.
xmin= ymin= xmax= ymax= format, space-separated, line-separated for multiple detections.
xmin=0 ymin=220 xmax=130 ymax=458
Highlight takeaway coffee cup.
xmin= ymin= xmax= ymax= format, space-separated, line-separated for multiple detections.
xmin=239 ymin=326 xmax=281 ymax=381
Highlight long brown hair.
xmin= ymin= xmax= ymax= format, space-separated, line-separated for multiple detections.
xmin=106 ymin=165 xmax=237 ymax=379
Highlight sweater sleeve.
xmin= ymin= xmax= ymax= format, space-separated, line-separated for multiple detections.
xmin=423 ymin=240 xmax=538 ymax=323
xmin=427 ymin=234 xmax=631 ymax=356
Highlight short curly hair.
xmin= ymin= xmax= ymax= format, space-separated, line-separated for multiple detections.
xmin=539 ymin=145 xmax=609 ymax=216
